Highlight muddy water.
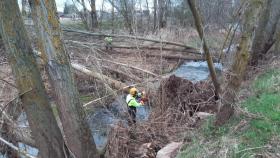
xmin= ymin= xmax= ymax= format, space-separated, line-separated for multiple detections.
xmin=13 ymin=61 xmax=221 ymax=156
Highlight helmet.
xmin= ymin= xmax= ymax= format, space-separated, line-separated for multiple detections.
xmin=129 ymin=87 xmax=138 ymax=95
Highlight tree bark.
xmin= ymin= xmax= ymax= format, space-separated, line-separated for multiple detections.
xmin=28 ymin=0 xmax=99 ymax=157
xmin=21 ymin=0 xmax=27 ymax=17
xmin=111 ymin=0 xmax=115 ymax=33
xmin=275 ymin=27 xmax=280 ymax=52
xmin=158 ymin=0 xmax=166 ymax=28
xmin=264 ymin=11 xmax=280 ymax=54
xmin=250 ymin=0 xmax=272 ymax=65
xmin=0 ymin=0 xmax=68 ymax=157
xmin=215 ymin=0 xmax=264 ymax=126
xmin=153 ymin=0 xmax=157 ymax=31
xmin=90 ymin=0 xmax=98 ymax=29
xmin=187 ymin=0 xmax=221 ymax=98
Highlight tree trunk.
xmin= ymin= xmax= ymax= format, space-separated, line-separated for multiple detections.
xmin=123 ymin=0 xmax=133 ymax=34
xmin=112 ymin=0 xmax=115 ymax=33
xmin=265 ymin=11 xmax=280 ymax=54
xmin=0 ymin=0 xmax=68 ymax=157
xmin=90 ymin=0 xmax=98 ymax=30
xmin=215 ymin=0 xmax=264 ymax=126
xmin=158 ymin=0 xmax=166 ymax=28
xmin=153 ymin=0 xmax=157 ymax=31
xmin=250 ymin=0 xmax=272 ymax=65
xmin=76 ymin=0 xmax=90 ymax=30
xmin=21 ymin=0 xmax=27 ymax=17
xmin=275 ymin=27 xmax=280 ymax=52
xmin=187 ymin=0 xmax=221 ymax=98
xmin=146 ymin=0 xmax=151 ymax=30
xmin=28 ymin=0 xmax=99 ymax=157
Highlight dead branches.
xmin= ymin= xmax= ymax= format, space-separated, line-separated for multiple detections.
xmin=63 ymin=29 xmax=198 ymax=50
xmin=146 ymin=54 xmax=218 ymax=62
xmin=65 ymin=39 xmax=200 ymax=54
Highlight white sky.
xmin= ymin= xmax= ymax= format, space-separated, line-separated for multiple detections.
xmin=18 ymin=0 xmax=152 ymax=12
xmin=18 ymin=0 xmax=112 ymax=12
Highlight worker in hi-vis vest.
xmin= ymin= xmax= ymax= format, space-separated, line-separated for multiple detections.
xmin=126 ymin=87 xmax=146 ymax=125
xmin=104 ymin=36 xmax=113 ymax=50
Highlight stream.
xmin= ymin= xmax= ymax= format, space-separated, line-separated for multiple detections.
xmin=6 ymin=61 xmax=222 ymax=157
xmin=88 ymin=61 xmax=222 ymax=151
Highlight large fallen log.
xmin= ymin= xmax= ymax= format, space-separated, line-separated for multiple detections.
xmin=63 ymin=29 xmax=198 ymax=50
xmin=146 ymin=54 xmax=218 ymax=62
xmin=34 ymin=50 xmax=128 ymax=90
xmin=71 ymin=62 xmax=127 ymax=90
xmin=65 ymin=40 xmax=199 ymax=54
xmin=102 ymin=65 xmax=142 ymax=82
xmin=64 ymin=40 xmax=160 ymax=77
xmin=95 ymin=58 xmax=159 ymax=77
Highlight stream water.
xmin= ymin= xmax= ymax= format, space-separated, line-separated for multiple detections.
xmin=88 ymin=61 xmax=222 ymax=151
xmin=5 ymin=61 xmax=222 ymax=157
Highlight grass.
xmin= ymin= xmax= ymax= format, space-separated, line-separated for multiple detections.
xmin=187 ymin=33 xmax=225 ymax=51
xmin=177 ymin=69 xmax=280 ymax=158
xmin=80 ymin=94 xmax=95 ymax=103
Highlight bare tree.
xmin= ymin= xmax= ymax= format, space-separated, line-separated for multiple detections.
xmin=153 ymin=0 xmax=157 ymax=31
xmin=250 ymin=0 xmax=272 ymax=65
xmin=112 ymin=0 xmax=115 ymax=33
xmin=90 ymin=0 xmax=98 ymax=29
xmin=158 ymin=0 xmax=166 ymax=28
xmin=215 ymin=0 xmax=264 ymax=125
xmin=28 ymin=0 xmax=99 ymax=157
xmin=187 ymin=0 xmax=221 ymax=98
xmin=0 ymin=0 xmax=68 ymax=157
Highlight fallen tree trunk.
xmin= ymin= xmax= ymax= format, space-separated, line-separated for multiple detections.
xmin=102 ymin=65 xmax=142 ymax=82
xmin=95 ymin=58 xmax=159 ymax=77
xmin=64 ymin=40 xmax=160 ymax=77
xmin=65 ymin=40 xmax=199 ymax=54
xmin=71 ymin=62 xmax=127 ymax=90
xmin=146 ymin=54 xmax=218 ymax=62
xmin=63 ymin=29 xmax=198 ymax=50
xmin=34 ymin=50 xmax=128 ymax=91
xmin=108 ymin=45 xmax=199 ymax=54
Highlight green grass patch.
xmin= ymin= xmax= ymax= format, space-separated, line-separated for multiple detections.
xmin=80 ymin=94 xmax=95 ymax=103
xmin=61 ymin=21 xmax=87 ymax=30
xmin=177 ymin=68 xmax=280 ymax=158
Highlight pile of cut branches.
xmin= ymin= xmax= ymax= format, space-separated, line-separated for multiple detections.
xmin=105 ymin=75 xmax=218 ymax=158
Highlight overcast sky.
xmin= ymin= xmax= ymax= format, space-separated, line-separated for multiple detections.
xmin=18 ymin=0 xmax=112 ymax=12
xmin=18 ymin=0 xmax=151 ymax=12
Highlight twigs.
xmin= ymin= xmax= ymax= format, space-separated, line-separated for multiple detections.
xmin=0 ymin=88 xmax=32 ymax=117
xmin=0 ymin=136 xmax=36 ymax=158
xmin=0 ymin=78 xmax=17 ymax=88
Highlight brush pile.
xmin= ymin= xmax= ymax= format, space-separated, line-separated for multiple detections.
xmin=105 ymin=75 xmax=218 ymax=158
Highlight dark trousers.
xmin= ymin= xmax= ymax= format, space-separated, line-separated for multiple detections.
xmin=128 ymin=106 xmax=136 ymax=125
